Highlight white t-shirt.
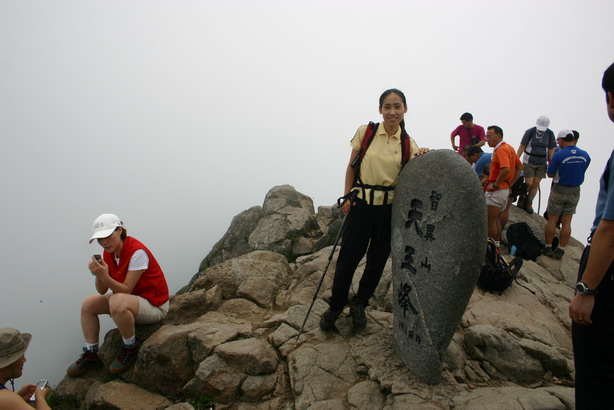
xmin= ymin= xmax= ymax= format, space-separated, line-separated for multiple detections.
xmin=115 ymin=249 xmax=149 ymax=271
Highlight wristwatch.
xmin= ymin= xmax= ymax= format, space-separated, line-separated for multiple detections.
xmin=575 ymin=282 xmax=597 ymax=295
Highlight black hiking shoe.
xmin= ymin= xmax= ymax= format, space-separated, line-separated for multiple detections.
xmin=319 ymin=308 xmax=341 ymax=331
xmin=109 ymin=339 xmax=140 ymax=374
xmin=553 ymin=248 xmax=565 ymax=260
xmin=542 ymin=246 xmax=554 ymax=258
xmin=67 ymin=348 xmax=102 ymax=377
xmin=350 ymin=299 xmax=367 ymax=331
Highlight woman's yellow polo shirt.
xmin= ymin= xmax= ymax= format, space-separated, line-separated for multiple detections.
xmin=350 ymin=123 xmax=420 ymax=205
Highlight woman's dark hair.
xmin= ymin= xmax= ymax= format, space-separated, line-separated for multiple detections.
xmin=379 ymin=88 xmax=407 ymax=108
xmin=603 ymin=62 xmax=614 ymax=103
xmin=117 ymin=227 xmax=127 ymax=241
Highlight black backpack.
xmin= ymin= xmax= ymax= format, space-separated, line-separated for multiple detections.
xmin=478 ymin=238 xmax=523 ymax=295
xmin=506 ymin=222 xmax=544 ymax=261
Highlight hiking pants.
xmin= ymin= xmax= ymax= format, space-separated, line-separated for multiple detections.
xmin=329 ymin=199 xmax=392 ymax=312
xmin=572 ymin=245 xmax=614 ymax=410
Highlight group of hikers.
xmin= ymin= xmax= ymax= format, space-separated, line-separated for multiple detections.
xmin=2 ymin=64 xmax=614 ymax=410
xmin=459 ymin=112 xmax=591 ymax=261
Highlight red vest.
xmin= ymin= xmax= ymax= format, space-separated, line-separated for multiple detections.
xmin=103 ymin=236 xmax=169 ymax=307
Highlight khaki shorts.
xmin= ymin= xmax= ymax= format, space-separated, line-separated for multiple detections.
xmin=523 ymin=163 xmax=547 ymax=179
xmin=547 ymin=184 xmax=580 ymax=215
xmin=105 ymin=293 xmax=169 ymax=324
xmin=485 ymin=188 xmax=510 ymax=211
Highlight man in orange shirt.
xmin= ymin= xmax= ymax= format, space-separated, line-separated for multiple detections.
xmin=485 ymin=125 xmax=522 ymax=247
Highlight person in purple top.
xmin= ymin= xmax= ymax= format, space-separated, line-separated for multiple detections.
xmin=569 ymin=61 xmax=614 ymax=410
xmin=450 ymin=112 xmax=486 ymax=155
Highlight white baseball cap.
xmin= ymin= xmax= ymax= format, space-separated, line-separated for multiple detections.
xmin=536 ymin=115 xmax=550 ymax=132
xmin=89 ymin=213 xmax=123 ymax=244
xmin=557 ymin=129 xmax=574 ymax=141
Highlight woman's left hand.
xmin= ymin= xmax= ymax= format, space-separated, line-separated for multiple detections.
xmin=415 ymin=148 xmax=431 ymax=156
xmin=89 ymin=256 xmax=108 ymax=276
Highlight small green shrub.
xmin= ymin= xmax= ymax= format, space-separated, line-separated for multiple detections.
xmin=186 ymin=396 xmax=215 ymax=409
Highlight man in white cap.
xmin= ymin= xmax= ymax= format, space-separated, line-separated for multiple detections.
xmin=516 ymin=115 xmax=557 ymax=214
xmin=0 ymin=328 xmax=51 ymax=409
xmin=66 ymin=214 xmax=169 ymax=377
xmin=542 ymin=130 xmax=590 ymax=259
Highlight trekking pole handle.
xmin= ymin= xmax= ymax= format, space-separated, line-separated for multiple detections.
xmin=337 ymin=190 xmax=358 ymax=208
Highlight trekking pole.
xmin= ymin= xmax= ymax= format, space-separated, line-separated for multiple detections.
xmin=537 ymin=185 xmax=542 ymax=215
xmin=295 ymin=190 xmax=357 ymax=343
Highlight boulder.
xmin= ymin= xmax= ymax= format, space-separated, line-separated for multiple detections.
xmin=391 ymin=149 xmax=487 ymax=384
xmin=85 ymin=380 xmax=171 ymax=410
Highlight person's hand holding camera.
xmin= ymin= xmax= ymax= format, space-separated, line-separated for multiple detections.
xmin=88 ymin=255 xmax=108 ymax=277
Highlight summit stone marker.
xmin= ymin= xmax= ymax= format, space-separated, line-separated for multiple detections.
xmin=391 ymin=149 xmax=487 ymax=384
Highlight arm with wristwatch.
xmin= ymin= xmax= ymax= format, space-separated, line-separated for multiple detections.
xmin=486 ymin=167 xmax=509 ymax=191
xmin=569 ymin=219 xmax=614 ymax=325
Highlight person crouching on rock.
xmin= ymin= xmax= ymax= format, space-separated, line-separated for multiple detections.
xmin=67 ymin=214 xmax=169 ymax=376
xmin=0 ymin=328 xmax=51 ymax=410
xmin=320 ymin=88 xmax=430 ymax=333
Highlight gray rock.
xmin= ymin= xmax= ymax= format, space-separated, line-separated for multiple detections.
xmin=165 ymin=285 xmax=223 ymax=325
xmin=191 ymin=251 xmax=292 ymax=308
xmin=183 ymin=354 xmax=246 ymax=403
xmin=288 ymin=343 xmax=359 ymax=410
xmin=451 ymin=386 xmax=567 ymax=409
xmin=249 ymin=185 xmax=317 ymax=251
xmin=165 ymin=404 xmax=195 ymax=410
xmin=347 ymin=380 xmax=384 ymax=409
xmin=199 ymin=206 xmax=263 ymax=270
xmin=214 ymin=337 xmax=279 ymax=375
xmin=391 ymin=149 xmax=487 ymax=384
xmin=240 ymin=373 xmax=278 ymax=401
xmin=464 ymin=324 xmax=544 ymax=382
xmin=86 ymin=380 xmax=171 ymax=410
xmin=132 ymin=322 xmax=204 ymax=396
xmin=187 ymin=312 xmax=253 ymax=366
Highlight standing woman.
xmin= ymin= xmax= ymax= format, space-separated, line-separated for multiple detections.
xmin=320 ymin=89 xmax=429 ymax=332
xmin=0 ymin=328 xmax=51 ymax=409
xmin=67 ymin=214 xmax=170 ymax=376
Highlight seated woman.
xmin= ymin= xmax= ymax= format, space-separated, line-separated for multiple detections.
xmin=0 ymin=328 xmax=51 ymax=409
xmin=67 ymin=214 xmax=170 ymax=376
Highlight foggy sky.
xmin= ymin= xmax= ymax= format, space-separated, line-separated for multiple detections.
xmin=1 ymin=0 xmax=613 ymax=389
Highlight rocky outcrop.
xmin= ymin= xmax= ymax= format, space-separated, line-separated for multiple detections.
xmin=197 ymin=185 xmax=339 ymax=271
xmin=55 ymin=185 xmax=580 ymax=409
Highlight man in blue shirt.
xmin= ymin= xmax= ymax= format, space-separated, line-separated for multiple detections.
xmin=569 ymin=62 xmax=614 ymax=410
xmin=542 ymin=130 xmax=591 ymax=259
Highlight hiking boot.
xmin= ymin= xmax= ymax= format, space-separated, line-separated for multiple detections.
xmin=350 ymin=299 xmax=367 ymax=331
xmin=542 ymin=247 xmax=554 ymax=258
xmin=319 ymin=308 xmax=341 ymax=331
xmin=523 ymin=200 xmax=534 ymax=215
xmin=109 ymin=339 xmax=140 ymax=374
xmin=553 ymin=248 xmax=565 ymax=260
xmin=67 ymin=348 xmax=102 ymax=377
xmin=552 ymin=236 xmax=559 ymax=250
